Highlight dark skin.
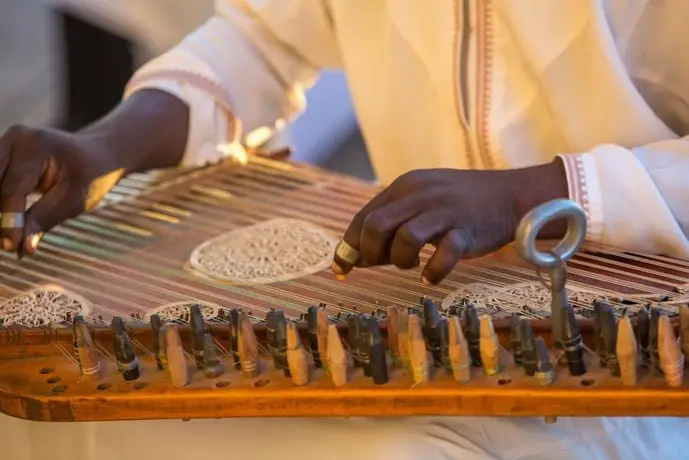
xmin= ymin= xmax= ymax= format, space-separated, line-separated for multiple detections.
xmin=331 ymin=161 xmax=569 ymax=284
xmin=0 ymin=89 xmax=568 ymax=283
xmin=0 ymin=90 xmax=188 ymax=255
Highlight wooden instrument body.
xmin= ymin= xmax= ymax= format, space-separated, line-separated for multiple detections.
xmin=0 ymin=318 xmax=686 ymax=422
xmin=0 ymin=157 xmax=687 ymax=421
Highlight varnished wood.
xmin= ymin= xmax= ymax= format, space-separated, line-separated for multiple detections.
xmin=397 ymin=310 xmax=411 ymax=371
xmin=479 ymin=316 xmax=500 ymax=376
xmin=617 ymin=316 xmax=638 ymax=386
xmin=2 ymin=157 xmax=689 ymax=422
xmin=202 ymin=330 xmax=225 ymax=379
xmin=164 ymin=325 xmax=189 ymax=388
xmin=680 ymin=305 xmax=689 ymax=360
xmin=238 ymin=313 xmax=259 ymax=378
xmin=316 ymin=309 xmax=329 ymax=375
xmin=448 ymin=316 xmax=470 ymax=384
xmin=1 ymin=297 xmax=689 ymax=421
xmin=73 ymin=317 xmax=101 ymax=381
xmin=408 ymin=315 xmax=429 ymax=385
xmin=387 ymin=306 xmax=400 ymax=366
xmin=286 ymin=321 xmax=309 ymax=386
xmin=659 ymin=315 xmax=683 ymax=388
xmin=7 ymin=332 xmax=689 ymax=421
xmin=534 ymin=338 xmax=554 ymax=385
xmin=326 ymin=324 xmax=347 ymax=387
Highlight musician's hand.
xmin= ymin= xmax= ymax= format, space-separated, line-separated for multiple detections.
xmin=0 ymin=90 xmax=190 ymax=257
xmin=332 ymin=159 xmax=569 ymax=284
xmin=0 ymin=125 xmax=118 ymax=256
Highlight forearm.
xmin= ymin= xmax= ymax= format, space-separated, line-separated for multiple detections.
xmin=78 ymin=89 xmax=189 ymax=173
xmin=511 ymin=158 xmax=570 ymax=239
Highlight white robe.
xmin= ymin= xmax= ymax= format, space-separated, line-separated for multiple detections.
xmin=4 ymin=415 xmax=689 ymax=459
xmin=4 ymin=1 xmax=689 ymax=459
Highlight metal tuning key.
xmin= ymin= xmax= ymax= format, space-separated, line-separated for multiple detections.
xmin=514 ymin=198 xmax=587 ymax=269
xmin=515 ymin=199 xmax=588 ymax=376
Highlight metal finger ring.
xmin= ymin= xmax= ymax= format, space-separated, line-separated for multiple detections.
xmin=514 ymin=199 xmax=587 ymax=269
xmin=334 ymin=240 xmax=360 ymax=265
xmin=1 ymin=212 xmax=24 ymax=229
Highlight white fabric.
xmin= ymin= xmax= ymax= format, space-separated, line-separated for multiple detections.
xmin=9 ymin=1 xmax=689 ymax=459
xmin=4 ymin=414 xmax=689 ymax=460
xmin=125 ymin=0 xmax=689 ymax=261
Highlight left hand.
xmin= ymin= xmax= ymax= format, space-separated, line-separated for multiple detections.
xmin=332 ymin=160 xmax=569 ymax=284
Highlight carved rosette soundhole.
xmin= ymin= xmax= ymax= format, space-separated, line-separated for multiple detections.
xmin=188 ymin=218 xmax=338 ymax=284
xmin=0 ymin=285 xmax=92 ymax=326
xmin=144 ymin=301 xmax=222 ymax=323
xmin=441 ymin=282 xmax=669 ymax=319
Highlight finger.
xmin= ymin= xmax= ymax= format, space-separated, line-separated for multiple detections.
xmin=421 ymin=228 xmax=470 ymax=285
xmin=24 ymin=181 xmax=84 ymax=255
xmin=0 ymin=196 xmax=27 ymax=252
xmin=358 ymin=196 xmax=424 ymax=267
xmin=0 ymin=128 xmax=44 ymax=251
xmin=0 ymin=128 xmax=13 ymax=177
xmin=390 ymin=211 xmax=454 ymax=269
xmin=332 ymin=187 xmax=397 ymax=274
xmin=0 ymin=128 xmax=17 ymax=251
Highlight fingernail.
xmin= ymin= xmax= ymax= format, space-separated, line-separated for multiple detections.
xmin=25 ymin=233 xmax=42 ymax=254
xmin=421 ymin=275 xmax=431 ymax=286
xmin=2 ymin=238 xmax=11 ymax=251
xmin=330 ymin=262 xmax=344 ymax=275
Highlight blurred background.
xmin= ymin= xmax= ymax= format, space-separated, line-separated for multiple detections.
xmin=0 ymin=0 xmax=374 ymax=180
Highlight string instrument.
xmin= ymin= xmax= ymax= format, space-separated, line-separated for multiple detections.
xmin=0 ymin=156 xmax=688 ymax=422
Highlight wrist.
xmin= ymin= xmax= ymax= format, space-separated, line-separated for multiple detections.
xmin=510 ymin=158 xmax=570 ymax=238
xmin=78 ymin=89 xmax=189 ymax=174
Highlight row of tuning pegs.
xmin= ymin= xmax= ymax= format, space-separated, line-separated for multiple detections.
xmin=65 ymin=300 xmax=573 ymax=388
xmin=71 ymin=305 xmax=353 ymax=388
xmin=387 ymin=299 xmax=557 ymax=385
xmin=68 ymin=300 xmax=689 ymax=389
xmin=70 ymin=307 xmax=263 ymax=387
xmin=594 ymin=301 xmax=686 ymax=387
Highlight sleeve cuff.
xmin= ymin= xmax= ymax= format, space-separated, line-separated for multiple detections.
xmin=123 ymin=51 xmax=244 ymax=168
xmin=557 ymin=153 xmax=604 ymax=242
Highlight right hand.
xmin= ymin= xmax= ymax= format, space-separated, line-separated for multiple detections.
xmin=0 ymin=124 xmax=115 ymax=257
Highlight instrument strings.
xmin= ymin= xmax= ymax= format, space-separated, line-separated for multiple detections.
xmin=0 ymin=157 xmax=687 ymax=335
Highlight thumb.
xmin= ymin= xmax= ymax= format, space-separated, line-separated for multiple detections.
xmin=23 ymin=181 xmax=84 ymax=255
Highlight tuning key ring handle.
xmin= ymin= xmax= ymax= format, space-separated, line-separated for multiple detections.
xmin=514 ymin=199 xmax=587 ymax=270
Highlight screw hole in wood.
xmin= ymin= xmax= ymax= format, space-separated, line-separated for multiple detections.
xmin=580 ymin=379 xmax=596 ymax=387
xmin=46 ymin=377 xmax=61 ymax=384
xmin=133 ymin=382 xmax=148 ymax=390
xmin=215 ymin=381 xmax=231 ymax=388
xmin=52 ymin=385 xmax=67 ymax=393
xmin=96 ymin=383 xmax=111 ymax=391
xmin=497 ymin=378 xmax=512 ymax=386
xmin=39 ymin=367 xmax=54 ymax=375
xmin=254 ymin=379 xmax=270 ymax=388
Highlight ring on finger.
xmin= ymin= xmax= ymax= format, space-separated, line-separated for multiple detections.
xmin=334 ymin=240 xmax=360 ymax=265
xmin=1 ymin=212 xmax=24 ymax=229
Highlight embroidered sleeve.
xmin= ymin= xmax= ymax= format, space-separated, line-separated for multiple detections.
xmin=557 ymin=153 xmax=604 ymax=242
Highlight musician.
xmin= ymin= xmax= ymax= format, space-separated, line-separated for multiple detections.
xmin=2 ymin=1 xmax=689 ymax=459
